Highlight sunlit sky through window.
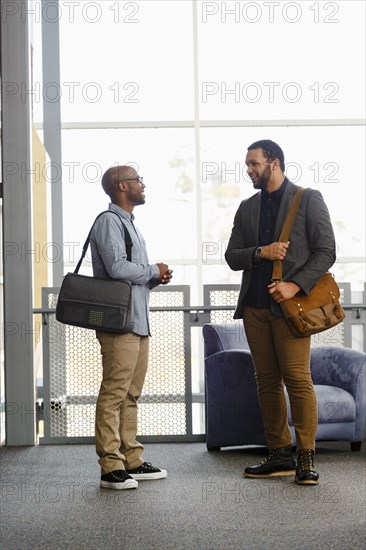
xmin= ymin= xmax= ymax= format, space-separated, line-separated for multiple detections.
xmin=31 ymin=0 xmax=365 ymax=292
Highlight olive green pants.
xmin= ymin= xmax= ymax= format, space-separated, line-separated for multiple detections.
xmin=95 ymin=331 xmax=149 ymax=474
xmin=243 ymin=307 xmax=318 ymax=451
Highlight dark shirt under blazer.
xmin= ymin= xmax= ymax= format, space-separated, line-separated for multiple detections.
xmin=225 ymin=179 xmax=336 ymax=319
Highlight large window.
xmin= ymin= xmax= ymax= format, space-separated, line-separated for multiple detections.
xmin=57 ymin=0 xmax=365 ymax=296
xmin=20 ymin=0 xmax=364 ymax=441
xmin=61 ymin=127 xmax=197 ymax=271
xmin=59 ymin=1 xmax=194 ymax=122
xmin=197 ymin=0 xmax=364 ymax=121
xmin=200 ymin=125 xmax=365 ymax=288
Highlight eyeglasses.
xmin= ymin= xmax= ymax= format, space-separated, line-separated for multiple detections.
xmin=122 ymin=176 xmax=144 ymax=185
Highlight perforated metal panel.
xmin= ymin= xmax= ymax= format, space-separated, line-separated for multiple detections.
xmin=140 ymin=289 xmax=189 ymax=436
xmin=204 ymin=285 xmax=239 ymax=324
xmin=41 ymin=286 xmax=191 ymax=443
xmin=43 ymin=291 xmax=103 ymax=440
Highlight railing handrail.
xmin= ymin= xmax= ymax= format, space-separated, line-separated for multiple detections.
xmin=33 ymin=303 xmax=366 ymax=315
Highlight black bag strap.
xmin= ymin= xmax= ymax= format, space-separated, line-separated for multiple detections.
xmin=74 ymin=210 xmax=133 ymax=274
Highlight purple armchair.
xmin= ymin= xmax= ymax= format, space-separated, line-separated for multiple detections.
xmin=203 ymin=322 xmax=366 ymax=451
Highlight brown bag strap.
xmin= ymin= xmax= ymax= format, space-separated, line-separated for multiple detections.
xmin=271 ymin=187 xmax=305 ymax=283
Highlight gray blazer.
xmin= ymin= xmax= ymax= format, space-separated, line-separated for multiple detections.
xmin=225 ymin=180 xmax=336 ymax=318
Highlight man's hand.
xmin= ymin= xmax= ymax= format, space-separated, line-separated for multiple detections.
xmin=161 ymin=269 xmax=173 ymax=285
xmin=156 ymin=263 xmax=173 ymax=285
xmin=267 ymin=281 xmax=300 ymax=303
xmin=262 ymin=241 xmax=290 ymax=261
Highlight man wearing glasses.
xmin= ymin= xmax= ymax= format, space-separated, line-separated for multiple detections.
xmin=90 ymin=165 xmax=173 ymax=490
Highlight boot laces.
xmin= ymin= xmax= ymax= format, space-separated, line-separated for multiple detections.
xmin=261 ymin=448 xmax=277 ymax=465
xmin=298 ymin=449 xmax=314 ymax=471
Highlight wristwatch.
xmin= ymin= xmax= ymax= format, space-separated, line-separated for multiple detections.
xmin=255 ymin=247 xmax=264 ymax=259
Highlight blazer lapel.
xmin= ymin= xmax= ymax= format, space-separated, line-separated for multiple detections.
xmin=250 ymin=192 xmax=261 ymax=242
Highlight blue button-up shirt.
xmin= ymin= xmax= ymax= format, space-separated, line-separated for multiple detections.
xmin=90 ymin=203 xmax=160 ymax=336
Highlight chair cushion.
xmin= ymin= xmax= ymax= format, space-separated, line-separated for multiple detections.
xmin=316 ymin=385 xmax=356 ymax=423
xmin=287 ymin=385 xmax=356 ymax=424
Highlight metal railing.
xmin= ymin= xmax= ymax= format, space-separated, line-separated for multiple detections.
xmin=36 ymin=283 xmax=365 ymax=444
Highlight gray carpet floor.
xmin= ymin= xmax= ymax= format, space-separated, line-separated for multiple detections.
xmin=0 ymin=441 xmax=365 ymax=550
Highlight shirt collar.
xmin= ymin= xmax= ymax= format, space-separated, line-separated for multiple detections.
xmin=262 ymin=177 xmax=288 ymax=200
xmin=109 ymin=202 xmax=135 ymax=222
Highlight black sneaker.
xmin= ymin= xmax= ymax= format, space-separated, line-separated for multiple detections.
xmin=244 ymin=446 xmax=296 ymax=478
xmin=100 ymin=469 xmax=138 ymax=490
xmin=126 ymin=462 xmax=167 ymax=480
xmin=295 ymin=449 xmax=319 ymax=485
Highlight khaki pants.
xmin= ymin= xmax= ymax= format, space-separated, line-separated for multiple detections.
xmin=243 ymin=307 xmax=318 ymax=451
xmin=95 ymin=331 xmax=149 ymax=474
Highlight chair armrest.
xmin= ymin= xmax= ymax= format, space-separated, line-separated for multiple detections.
xmin=205 ymin=349 xmax=257 ymax=398
xmin=204 ymin=349 xmax=265 ymax=447
xmin=310 ymin=346 xmax=366 ymax=400
xmin=203 ymin=323 xmax=249 ymax=358
xmin=205 ymin=349 xmax=254 ymax=373
xmin=205 ymin=349 xmax=259 ymax=414
xmin=311 ymin=347 xmax=366 ymax=442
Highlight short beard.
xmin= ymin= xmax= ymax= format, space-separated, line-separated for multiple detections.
xmin=253 ymin=165 xmax=272 ymax=190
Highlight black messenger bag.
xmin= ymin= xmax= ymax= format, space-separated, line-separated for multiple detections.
xmin=56 ymin=211 xmax=134 ymax=333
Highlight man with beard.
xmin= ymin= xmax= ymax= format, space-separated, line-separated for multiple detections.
xmin=225 ymin=140 xmax=336 ymax=485
xmin=90 ymin=165 xmax=173 ymax=490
